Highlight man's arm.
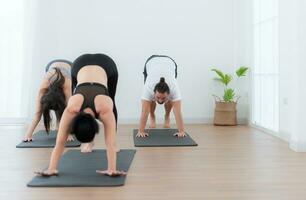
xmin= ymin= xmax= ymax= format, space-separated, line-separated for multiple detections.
xmin=137 ymin=100 xmax=151 ymax=137
xmin=172 ymin=100 xmax=186 ymax=137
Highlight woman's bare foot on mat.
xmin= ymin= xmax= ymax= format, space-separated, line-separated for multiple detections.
xmin=66 ymin=134 xmax=74 ymax=142
xmin=96 ymin=169 xmax=127 ymax=177
xmin=81 ymin=142 xmax=94 ymax=153
xmin=35 ymin=169 xmax=58 ymax=177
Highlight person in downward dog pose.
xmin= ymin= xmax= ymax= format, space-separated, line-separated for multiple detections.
xmin=137 ymin=55 xmax=186 ymax=138
xmin=23 ymin=59 xmax=74 ymax=142
xmin=35 ymin=53 xmax=125 ymax=177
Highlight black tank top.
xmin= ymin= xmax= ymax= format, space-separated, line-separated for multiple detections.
xmin=74 ymin=82 xmax=109 ymax=118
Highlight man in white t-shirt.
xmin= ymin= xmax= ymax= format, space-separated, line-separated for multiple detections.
xmin=137 ymin=55 xmax=186 ymax=138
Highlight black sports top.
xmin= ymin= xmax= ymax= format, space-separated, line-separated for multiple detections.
xmin=74 ymin=82 xmax=109 ymax=118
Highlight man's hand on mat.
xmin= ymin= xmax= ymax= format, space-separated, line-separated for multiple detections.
xmin=173 ymin=132 xmax=186 ymax=138
xmin=35 ymin=169 xmax=58 ymax=177
xmin=66 ymin=134 xmax=74 ymax=142
xmin=96 ymin=170 xmax=127 ymax=177
xmin=136 ymin=131 xmax=149 ymax=138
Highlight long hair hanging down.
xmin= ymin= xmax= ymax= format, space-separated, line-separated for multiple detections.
xmin=41 ymin=68 xmax=66 ymax=133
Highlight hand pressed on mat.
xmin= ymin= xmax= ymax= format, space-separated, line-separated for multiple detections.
xmin=136 ymin=131 xmax=149 ymax=138
xmin=23 ymin=138 xmax=33 ymax=142
xmin=23 ymin=132 xmax=33 ymax=142
xmin=173 ymin=131 xmax=186 ymax=138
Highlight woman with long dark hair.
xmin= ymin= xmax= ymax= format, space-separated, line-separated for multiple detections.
xmin=35 ymin=53 xmax=125 ymax=177
xmin=23 ymin=59 xmax=74 ymax=142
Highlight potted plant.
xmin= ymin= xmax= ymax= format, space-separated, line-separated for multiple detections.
xmin=211 ymin=66 xmax=249 ymax=126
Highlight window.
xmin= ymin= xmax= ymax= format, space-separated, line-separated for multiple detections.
xmin=0 ymin=1 xmax=29 ymax=123
xmin=252 ymin=0 xmax=279 ymax=132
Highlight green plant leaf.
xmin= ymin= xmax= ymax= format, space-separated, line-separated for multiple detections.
xmin=223 ymin=88 xmax=235 ymax=102
xmin=211 ymin=69 xmax=225 ymax=80
xmin=212 ymin=69 xmax=232 ymax=86
xmin=236 ymin=66 xmax=249 ymax=77
xmin=223 ymin=74 xmax=232 ymax=86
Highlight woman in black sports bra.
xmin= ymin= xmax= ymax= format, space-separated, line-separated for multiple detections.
xmin=36 ymin=54 xmax=125 ymax=177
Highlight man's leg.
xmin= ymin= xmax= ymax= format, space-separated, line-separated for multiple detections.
xmin=149 ymin=101 xmax=157 ymax=128
xmin=164 ymin=101 xmax=173 ymax=128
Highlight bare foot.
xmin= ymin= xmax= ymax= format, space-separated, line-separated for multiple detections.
xmin=96 ymin=169 xmax=127 ymax=177
xmin=35 ymin=169 xmax=58 ymax=177
xmin=81 ymin=142 xmax=94 ymax=153
xmin=163 ymin=115 xmax=170 ymax=128
xmin=66 ymin=135 xmax=74 ymax=142
xmin=149 ymin=116 xmax=156 ymax=128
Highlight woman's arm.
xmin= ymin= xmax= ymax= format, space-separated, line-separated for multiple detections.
xmin=23 ymin=79 xmax=49 ymax=141
xmin=35 ymin=95 xmax=81 ymax=176
xmin=96 ymin=96 xmax=126 ymax=176
xmin=137 ymin=100 xmax=151 ymax=137
xmin=47 ymin=108 xmax=76 ymax=170
xmin=172 ymin=100 xmax=186 ymax=137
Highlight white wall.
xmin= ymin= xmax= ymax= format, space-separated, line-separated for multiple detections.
xmin=26 ymin=0 xmax=250 ymax=124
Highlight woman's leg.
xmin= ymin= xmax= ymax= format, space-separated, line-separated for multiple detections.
xmin=71 ymin=56 xmax=85 ymax=94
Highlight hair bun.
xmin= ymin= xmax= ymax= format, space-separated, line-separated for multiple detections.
xmin=160 ymin=77 xmax=165 ymax=83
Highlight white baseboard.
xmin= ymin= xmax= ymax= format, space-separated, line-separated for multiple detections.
xmin=0 ymin=118 xmax=28 ymax=126
xmin=289 ymin=139 xmax=306 ymax=152
xmin=118 ymin=117 xmax=248 ymax=125
xmin=250 ymin=123 xmax=281 ymax=138
xmin=250 ymin=123 xmax=306 ymax=153
xmin=0 ymin=117 xmax=249 ymax=125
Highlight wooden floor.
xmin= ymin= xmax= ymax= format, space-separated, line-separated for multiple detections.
xmin=1 ymin=124 xmax=306 ymax=200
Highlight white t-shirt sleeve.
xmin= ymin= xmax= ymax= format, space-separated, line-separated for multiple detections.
xmin=141 ymin=82 xmax=154 ymax=101
xmin=169 ymin=81 xmax=182 ymax=102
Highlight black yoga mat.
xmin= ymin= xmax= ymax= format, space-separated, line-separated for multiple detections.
xmin=27 ymin=149 xmax=136 ymax=187
xmin=16 ymin=130 xmax=81 ymax=148
xmin=133 ymin=129 xmax=198 ymax=147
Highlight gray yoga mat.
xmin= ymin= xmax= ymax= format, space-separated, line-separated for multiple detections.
xmin=27 ymin=149 xmax=136 ymax=187
xmin=16 ymin=130 xmax=81 ymax=148
xmin=133 ymin=129 xmax=198 ymax=147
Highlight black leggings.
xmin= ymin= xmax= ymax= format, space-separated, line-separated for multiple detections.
xmin=45 ymin=59 xmax=72 ymax=72
xmin=71 ymin=53 xmax=118 ymax=124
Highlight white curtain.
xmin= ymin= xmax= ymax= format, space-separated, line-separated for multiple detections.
xmin=252 ymin=0 xmax=279 ymax=132
xmin=0 ymin=0 xmax=34 ymax=124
